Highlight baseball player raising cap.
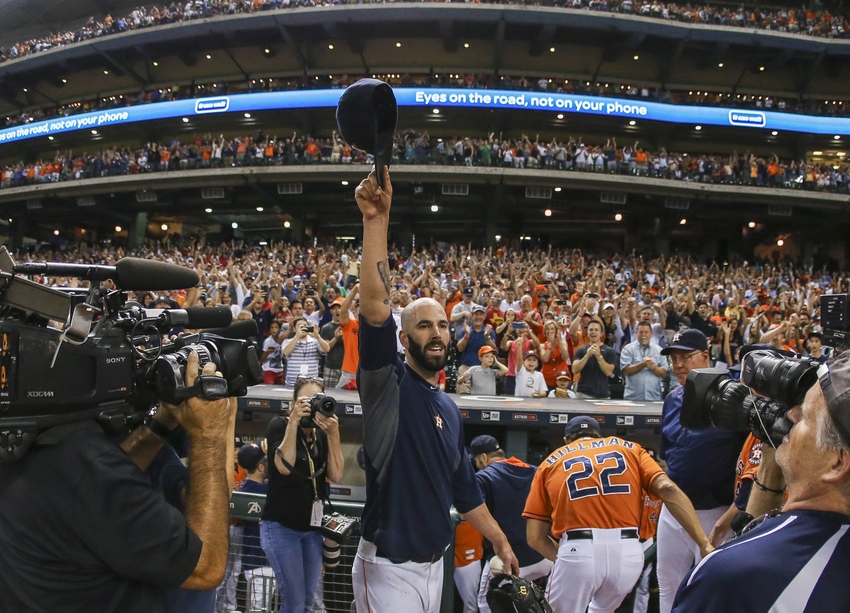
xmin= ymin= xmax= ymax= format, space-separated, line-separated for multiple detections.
xmin=523 ymin=416 xmax=712 ymax=613
xmin=350 ymin=161 xmax=518 ymax=613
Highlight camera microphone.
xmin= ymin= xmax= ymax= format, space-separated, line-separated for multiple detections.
xmin=13 ymin=258 xmax=199 ymax=291
xmin=114 ymin=258 xmax=200 ymax=290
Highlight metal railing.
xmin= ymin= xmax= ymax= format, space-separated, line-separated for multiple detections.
xmin=219 ymin=492 xmax=459 ymax=613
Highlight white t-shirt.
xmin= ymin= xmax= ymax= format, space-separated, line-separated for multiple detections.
xmin=305 ymin=310 xmax=321 ymax=327
xmin=262 ymin=335 xmax=284 ymax=373
xmin=514 ymin=366 xmax=548 ymax=397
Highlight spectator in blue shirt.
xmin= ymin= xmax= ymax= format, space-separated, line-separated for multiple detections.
xmin=657 ymin=329 xmax=747 ymax=613
xmin=455 ymin=304 xmax=497 ymax=394
xmin=621 ymin=321 xmax=667 ymax=401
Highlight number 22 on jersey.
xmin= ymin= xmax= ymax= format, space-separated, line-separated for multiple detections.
xmin=562 ymin=451 xmax=630 ymax=500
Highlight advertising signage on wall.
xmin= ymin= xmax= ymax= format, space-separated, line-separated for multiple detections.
xmin=1 ymin=88 xmax=848 ymax=147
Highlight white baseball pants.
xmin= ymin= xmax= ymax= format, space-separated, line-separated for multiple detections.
xmin=454 ymin=559 xmax=482 ymax=613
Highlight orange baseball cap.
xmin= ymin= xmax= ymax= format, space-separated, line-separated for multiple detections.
xmin=478 ymin=346 xmax=496 ymax=360
xmin=331 ymin=297 xmax=345 ymax=307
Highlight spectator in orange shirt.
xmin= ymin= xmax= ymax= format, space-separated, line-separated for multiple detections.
xmin=337 ymin=284 xmax=360 ymax=388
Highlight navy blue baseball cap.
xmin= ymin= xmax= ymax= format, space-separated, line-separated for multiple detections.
xmin=335 ymin=78 xmax=397 ymax=188
xmin=237 ymin=444 xmax=265 ymax=471
xmin=661 ymin=329 xmax=709 ymax=355
xmin=565 ymin=416 xmax=601 ymax=437
xmin=469 ymin=435 xmax=500 ymax=458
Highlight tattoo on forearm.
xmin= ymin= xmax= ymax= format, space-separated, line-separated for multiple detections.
xmin=377 ymin=261 xmax=392 ymax=305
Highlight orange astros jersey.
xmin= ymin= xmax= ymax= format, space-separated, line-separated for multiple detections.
xmin=734 ymin=433 xmax=763 ymax=502
xmin=454 ymin=518 xmax=484 ymax=568
xmin=638 ymin=492 xmax=663 ymax=541
xmin=523 ymin=436 xmax=664 ymax=538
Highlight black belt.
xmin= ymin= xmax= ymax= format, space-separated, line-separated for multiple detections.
xmin=566 ymin=529 xmax=639 ymax=541
xmin=376 ymin=546 xmax=444 ymax=565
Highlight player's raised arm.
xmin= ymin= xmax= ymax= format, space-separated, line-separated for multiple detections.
xmin=355 ymin=167 xmax=394 ymax=326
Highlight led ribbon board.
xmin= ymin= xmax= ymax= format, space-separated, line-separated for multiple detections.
xmin=1 ymin=88 xmax=847 ymax=147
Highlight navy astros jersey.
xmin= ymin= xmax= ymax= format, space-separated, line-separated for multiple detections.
xmin=356 ymin=316 xmax=483 ymax=563
xmin=660 ymin=385 xmax=747 ymax=509
xmin=673 ymin=509 xmax=850 ymax=612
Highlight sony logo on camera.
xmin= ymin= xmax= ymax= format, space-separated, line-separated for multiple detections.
xmin=105 ymin=357 xmax=126 ymax=364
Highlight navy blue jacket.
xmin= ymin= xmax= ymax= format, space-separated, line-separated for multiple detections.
xmin=476 ymin=458 xmax=544 ymax=568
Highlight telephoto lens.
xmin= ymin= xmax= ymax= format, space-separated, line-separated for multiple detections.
xmin=741 ymin=350 xmax=819 ymax=409
xmin=323 ymin=538 xmax=341 ymax=569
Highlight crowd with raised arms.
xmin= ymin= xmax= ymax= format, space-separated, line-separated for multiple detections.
xmin=2 ymin=0 xmax=848 ymax=67
xmin=14 ymin=239 xmax=841 ymax=399
xmin=4 ymin=71 xmax=850 ymax=133
xmin=1 ymin=130 xmax=848 ymax=193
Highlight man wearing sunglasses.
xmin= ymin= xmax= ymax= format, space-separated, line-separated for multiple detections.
xmin=656 ymin=329 xmax=748 ymax=613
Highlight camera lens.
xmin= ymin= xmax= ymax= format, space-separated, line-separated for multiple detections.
xmin=741 ymin=351 xmax=819 ymax=408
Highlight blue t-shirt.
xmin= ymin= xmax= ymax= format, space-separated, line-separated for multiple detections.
xmin=240 ymin=479 xmax=269 ymax=571
xmin=673 ymin=510 xmax=850 ymax=612
xmin=357 ymin=315 xmax=483 ymax=563
xmin=476 ymin=459 xmax=544 ymax=569
xmin=659 ymin=386 xmax=747 ymax=509
xmin=460 ymin=327 xmax=497 ymax=367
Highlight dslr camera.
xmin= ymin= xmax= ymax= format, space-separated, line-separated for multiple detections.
xmin=681 ymin=349 xmax=818 ymax=446
xmin=299 ymin=393 xmax=338 ymax=428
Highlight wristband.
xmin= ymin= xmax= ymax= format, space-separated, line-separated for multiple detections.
xmin=144 ymin=410 xmax=176 ymax=439
xmin=753 ymin=475 xmax=784 ymax=494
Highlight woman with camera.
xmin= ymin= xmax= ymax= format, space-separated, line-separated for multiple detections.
xmin=262 ymin=377 xmax=344 ymax=613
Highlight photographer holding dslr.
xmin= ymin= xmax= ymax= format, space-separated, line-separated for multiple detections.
xmin=671 ymin=345 xmax=850 ymax=611
xmin=262 ymin=377 xmax=343 ymax=613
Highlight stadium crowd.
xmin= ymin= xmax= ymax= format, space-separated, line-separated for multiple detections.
xmin=4 ymin=72 xmax=849 ymax=132
xmin=19 ymin=239 xmax=839 ymax=399
xmin=2 ymin=129 xmax=848 ymax=193
xmin=1 ymin=0 xmax=848 ymax=67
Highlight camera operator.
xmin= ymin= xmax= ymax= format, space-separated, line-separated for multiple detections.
xmin=657 ymin=329 xmax=747 ymax=613
xmin=0 ymin=352 xmax=237 ymax=613
xmin=261 ymin=377 xmax=343 ymax=613
xmin=672 ymin=352 xmax=850 ymax=612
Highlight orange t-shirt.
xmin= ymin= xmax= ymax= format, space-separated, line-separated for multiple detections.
xmin=454 ymin=519 xmax=484 ymax=568
xmin=523 ymin=436 xmax=663 ymax=537
xmin=444 ymin=296 xmax=460 ymax=320
xmin=340 ymin=314 xmax=360 ymax=375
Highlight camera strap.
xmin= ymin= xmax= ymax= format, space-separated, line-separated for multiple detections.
xmin=274 ymin=446 xmax=327 ymax=482
xmin=172 ymin=375 xmax=230 ymax=401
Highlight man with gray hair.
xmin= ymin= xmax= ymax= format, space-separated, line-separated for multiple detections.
xmin=350 ymin=168 xmax=518 ymax=613
xmin=672 ymin=351 xmax=850 ymax=612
